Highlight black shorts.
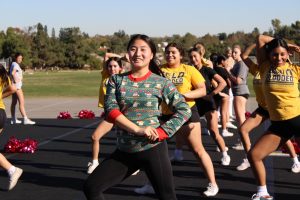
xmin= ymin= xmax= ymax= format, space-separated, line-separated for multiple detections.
xmin=0 ymin=109 xmax=7 ymax=129
xmin=234 ymin=94 xmax=249 ymax=99
xmin=269 ymin=115 xmax=300 ymax=139
xmin=213 ymin=94 xmax=224 ymax=109
xmin=254 ymin=106 xmax=270 ymax=118
xmin=196 ymin=98 xmax=217 ymax=117
xmin=160 ymin=105 xmax=200 ymax=124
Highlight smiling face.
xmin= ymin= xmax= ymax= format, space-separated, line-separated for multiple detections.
xmin=165 ymin=46 xmax=182 ymax=67
xmin=128 ymin=39 xmax=153 ymax=70
xmin=269 ymin=46 xmax=289 ymax=67
xmin=189 ymin=51 xmax=201 ymax=67
xmin=107 ymin=60 xmax=122 ymax=75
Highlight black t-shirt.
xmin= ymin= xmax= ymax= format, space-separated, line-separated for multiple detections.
xmin=199 ymin=66 xmax=217 ymax=94
xmin=213 ymin=66 xmax=230 ymax=95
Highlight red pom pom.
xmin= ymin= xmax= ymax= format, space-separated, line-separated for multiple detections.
xmin=77 ymin=109 xmax=95 ymax=119
xmin=4 ymin=137 xmax=38 ymax=153
xmin=57 ymin=111 xmax=72 ymax=119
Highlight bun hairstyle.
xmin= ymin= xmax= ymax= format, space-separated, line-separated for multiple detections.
xmin=127 ymin=34 xmax=164 ymax=77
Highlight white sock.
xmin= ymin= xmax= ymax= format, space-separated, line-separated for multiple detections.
xmin=7 ymin=166 xmax=16 ymax=177
xmin=292 ymin=156 xmax=299 ymax=164
xmin=222 ymin=150 xmax=228 ymax=157
xmin=92 ymin=160 xmax=99 ymax=165
xmin=257 ymin=185 xmax=269 ymax=196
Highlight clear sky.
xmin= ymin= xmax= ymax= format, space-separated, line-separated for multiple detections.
xmin=2 ymin=0 xmax=300 ymax=37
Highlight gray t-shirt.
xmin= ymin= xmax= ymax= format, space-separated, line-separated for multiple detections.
xmin=231 ymin=60 xmax=249 ymax=96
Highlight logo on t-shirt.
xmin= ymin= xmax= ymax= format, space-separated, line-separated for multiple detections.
xmin=163 ymin=72 xmax=185 ymax=86
xmin=266 ymin=68 xmax=294 ymax=85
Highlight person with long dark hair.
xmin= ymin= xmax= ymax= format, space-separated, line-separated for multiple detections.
xmin=9 ymin=53 xmax=35 ymax=125
xmin=0 ymin=64 xmax=23 ymax=190
xmin=83 ymin=34 xmax=191 ymax=200
xmin=248 ymin=35 xmax=300 ymax=200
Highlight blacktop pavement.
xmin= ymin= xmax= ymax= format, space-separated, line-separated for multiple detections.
xmin=0 ymin=97 xmax=299 ymax=200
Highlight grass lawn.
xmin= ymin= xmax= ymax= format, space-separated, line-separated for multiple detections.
xmin=22 ymin=70 xmax=255 ymax=97
xmin=22 ymin=70 xmax=102 ymax=97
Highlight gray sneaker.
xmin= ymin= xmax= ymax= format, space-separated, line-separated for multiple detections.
xmin=8 ymin=167 xmax=23 ymax=191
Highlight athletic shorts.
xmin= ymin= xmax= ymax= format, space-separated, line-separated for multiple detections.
xmin=14 ymin=81 xmax=23 ymax=90
xmin=254 ymin=106 xmax=270 ymax=118
xmin=0 ymin=109 xmax=7 ymax=129
xmin=233 ymin=94 xmax=249 ymax=99
xmin=196 ymin=98 xmax=217 ymax=117
xmin=269 ymin=115 xmax=300 ymax=139
xmin=160 ymin=105 xmax=200 ymax=124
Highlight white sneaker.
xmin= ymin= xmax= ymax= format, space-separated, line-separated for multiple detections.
xmin=23 ymin=118 xmax=36 ymax=125
xmin=221 ymin=155 xmax=231 ymax=166
xmin=8 ymin=167 xmax=23 ymax=191
xmin=291 ymin=162 xmax=300 ymax=173
xmin=232 ymin=142 xmax=244 ymax=150
xmin=10 ymin=118 xmax=22 ymax=125
xmin=131 ymin=169 xmax=140 ymax=176
xmin=222 ymin=130 xmax=234 ymax=137
xmin=237 ymin=158 xmax=251 ymax=171
xmin=216 ymin=146 xmax=228 ymax=152
xmin=87 ymin=162 xmax=99 ymax=174
xmin=134 ymin=184 xmax=155 ymax=194
xmin=251 ymin=193 xmax=273 ymax=200
xmin=203 ymin=183 xmax=219 ymax=197
xmin=226 ymin=122 xmax=237 ymax=129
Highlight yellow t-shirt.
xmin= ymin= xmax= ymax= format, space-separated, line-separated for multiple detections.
xmin=160 ymin=63 xmax=205 ymax=108
xmin=98 ymin=70 xmax=109 ymax=108
xmin=248 ymin=63 xmax=268 ymax=110
xmin=0 ymin=78 xmax=11 ymax=110
xmin=260 ymin=61 xmax=300 ymax=121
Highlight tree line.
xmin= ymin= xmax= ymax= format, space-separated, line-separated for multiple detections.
xmin=0 ymin=19 xmax=299 ymax=69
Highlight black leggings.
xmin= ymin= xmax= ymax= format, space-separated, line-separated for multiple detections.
xmin=83 ymin=141 xmax=177 ymax=200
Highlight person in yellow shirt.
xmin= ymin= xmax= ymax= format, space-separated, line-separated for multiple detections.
xmin=237 ymin=44 xmax=300 ymax=173
xmin=248 ymin=35 xmax=300 ymax=200
xmin=87 ymin=57 xmax=123 ymax=174
xmin=0 ymin=63 xmax=23 ymax=191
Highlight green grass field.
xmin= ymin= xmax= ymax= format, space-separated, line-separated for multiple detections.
xmin=23 ymin=70 xmax=102 ymax=97
xmin=22 ymin=70 xmax=254 ymax=97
